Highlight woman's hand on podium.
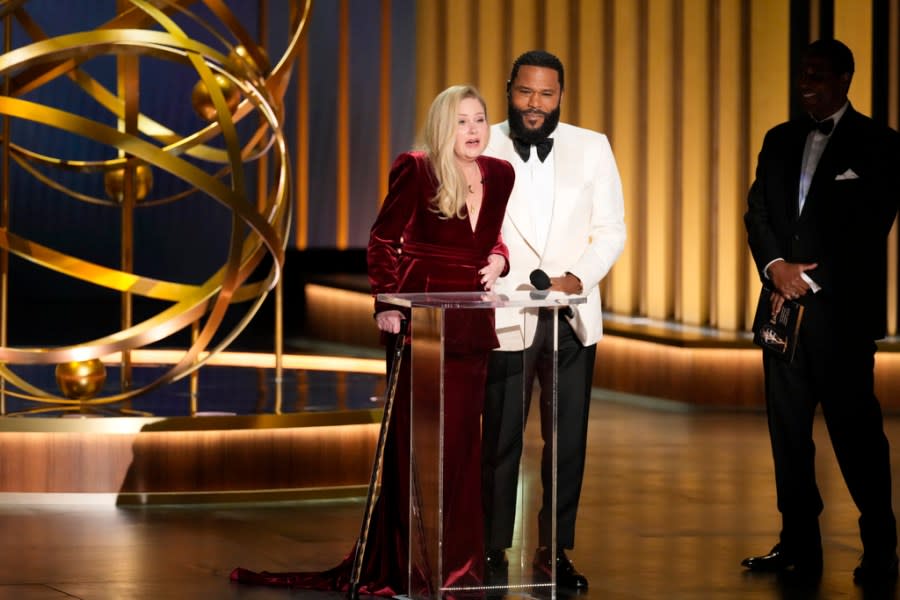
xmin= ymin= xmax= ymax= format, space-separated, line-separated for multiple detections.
xmin=480 ymin=253 xmax=506 ymax=291
xmin=375 ymin=310 xmax=405 ymax=334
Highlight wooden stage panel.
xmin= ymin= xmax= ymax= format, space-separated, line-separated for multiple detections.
xmin=0 ymin=417 xmax=379 ymax=501
xmin=6 ymin=279 xmax=900 ymax=503
xmin=0 ymin=432 xmax=136 ymax=493
xmin=594 ymin=336 xmax=765 ymax=408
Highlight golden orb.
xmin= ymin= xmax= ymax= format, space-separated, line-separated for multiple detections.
xmin=191 ymin=74 xmax=241 ymax=121
xmin=103 ymin=164 xmax=153 ymax=203
xmin=228 ymin=45 xmax=270 ymax=78
xmin=55 ymin=359 xmax=107 ymax=400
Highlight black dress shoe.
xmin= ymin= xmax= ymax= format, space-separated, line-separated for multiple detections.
xmin=533 ymin=546 xmax=588 ymax=590
xmin=485 ymin=549 xmax=509 ymax=587
xmin=485 ymin=549 xmax=508 ymax=571
xmin=741 ymin=544 xmax=822 ymax=575
xmin=853 ymin=554 xmax=899 ymax=584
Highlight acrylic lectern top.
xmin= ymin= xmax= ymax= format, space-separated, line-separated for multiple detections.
xmin=377 ymin=290 xmax=587 ymax=309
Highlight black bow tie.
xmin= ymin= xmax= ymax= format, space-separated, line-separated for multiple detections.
xmin=512 ymin=137 xmax=554 ymax=162
xmin=809 ymin=117 xmax=834 ymax=135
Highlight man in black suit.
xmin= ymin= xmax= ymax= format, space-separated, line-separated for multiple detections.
xmin=743 ymin=39 xmax=900 ymax=584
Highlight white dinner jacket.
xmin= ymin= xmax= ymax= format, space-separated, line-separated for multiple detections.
xmin=484 ymin=121 xmax=626 ymax=351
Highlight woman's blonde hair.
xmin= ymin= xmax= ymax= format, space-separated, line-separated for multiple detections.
xmin=419 ymin=84 xmax=490 ymax=219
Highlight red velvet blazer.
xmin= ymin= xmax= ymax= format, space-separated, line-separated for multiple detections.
xmin=367 ymin=151 xmax=515 ymax=352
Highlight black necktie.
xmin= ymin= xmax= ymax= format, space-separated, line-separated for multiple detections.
xmin=512 ymin=137 xmax=554 ymax=162
xmin=809 ymin=117 xmax=834 ymax=135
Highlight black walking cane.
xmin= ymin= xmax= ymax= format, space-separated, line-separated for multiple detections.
xmin=349 ymin=319 xmax=407 ymax=600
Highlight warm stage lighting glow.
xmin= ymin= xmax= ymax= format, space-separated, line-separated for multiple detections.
xmin=99 ymin=349 xmax=385 ymax=375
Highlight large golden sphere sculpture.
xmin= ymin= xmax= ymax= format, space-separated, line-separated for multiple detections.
xmin=103 ymin=164 xmax=154 ymax=203
xmin=229 ymin=45 xmax=271 ymax=79
xmin=191 ymin=73 xmax=242 ymax=122
xmin=0 ymin=0 xmax=313 ymax=412
xmin=55 ymin=359 xmax=107 ymax=400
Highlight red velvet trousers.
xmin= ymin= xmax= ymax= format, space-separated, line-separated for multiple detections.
xmin=231 ymin=347 xmax=489 ymax=596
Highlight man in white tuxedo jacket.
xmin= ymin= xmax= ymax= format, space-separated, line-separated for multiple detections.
xmin=481 ymin=50 xmax=626 ymax=590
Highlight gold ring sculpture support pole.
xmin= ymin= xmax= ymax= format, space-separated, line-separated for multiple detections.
xmin=0 ymin=9 xmax=12 ymax=415
xmin=253 ymin=0 xmax=284 ymax=417
xmin=190 ymin=320 xmax=200 ymax=416
xmin=275 ymin=277 xmax=284 ymax=415
xmin=0 ymin=0 xmax=313 ymax=415
xmin=117 ymin=24 xmax=139 ymax=408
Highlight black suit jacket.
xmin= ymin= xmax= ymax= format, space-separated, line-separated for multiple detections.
xmin=745 ymin=105 xmax=900 ymax=340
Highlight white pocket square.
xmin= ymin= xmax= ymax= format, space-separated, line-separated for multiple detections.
xmin=835 ymin=168 xmax=859 ymax=180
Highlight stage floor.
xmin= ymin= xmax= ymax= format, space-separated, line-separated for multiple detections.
xmin=0 ymin=395 xmax=898 ymax=600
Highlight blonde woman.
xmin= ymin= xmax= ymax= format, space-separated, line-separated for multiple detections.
xmin=232 ymin=85 xmax=515 ymax=596
xmin=370 ymin=83 xmax=513 ymax=334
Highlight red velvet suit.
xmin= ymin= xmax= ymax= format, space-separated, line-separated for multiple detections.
xmin=231 ymin=151 xmax=514 ymax=596
xmin=361 ymin=151 xmax=513 ymax=594
xmin=369 ymin=151 xmax=514 ymax=353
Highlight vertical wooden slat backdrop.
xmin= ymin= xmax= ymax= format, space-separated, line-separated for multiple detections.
xmin=680 ymin=0 xmax=712 ymax=326
xmin=608 ymin=0 xmax=641 ymax=316
xmin=415 ymin=1 xmax=442 ymax=129
xmin=713 ymin=0 xmax=750 ymax=331
xmin=292 ymin=0 xmax=900 ymax=335
xmin=378 ymin=0 xmax=392 ymax=205
xmin=544 ymin=1 xmax=573 ymax=117
xmin=834 ymin=0 xmax=873 ymax=115
xmin=408 ymin=0 xmax=896 ymax=332
xmin=892 ymin=0 xmax=900 ymax=133
xmin=744 ymin=0 xmax=790 ymax=328
xmin=445 ymin=0 xmax=474 ymax=88
xmin=633 ymin=0 xmax=648 ymax=319
xmin=889 ymin=0 xmax=900 ymax=335
xmin=574 ymin=0 xmax=605 ymax=135
xmin=645 ymin=0 xmax=675 ymax=321
xmin=510 ymin=0 xmax=542 ymax=58
xmin=476 ymin=0 xmax=507 ymax=125
xmin=336 ymin=0 xmax=350 ymax=248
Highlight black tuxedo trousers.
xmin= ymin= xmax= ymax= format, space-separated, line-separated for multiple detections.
xmin=764 ymin=291 xmax=897 ymax=558
xmin=482 ymin=311 xmax=596 ymax=551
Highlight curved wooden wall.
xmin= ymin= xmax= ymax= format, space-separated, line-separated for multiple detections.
xmin=301 ymin=283 xmax=900 ymax=411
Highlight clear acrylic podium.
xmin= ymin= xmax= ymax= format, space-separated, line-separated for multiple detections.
xmin=377 ymin=291 xmax=586 ymax=600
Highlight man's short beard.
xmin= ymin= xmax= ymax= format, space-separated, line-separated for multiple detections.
xmin=507 ymin=102 xmax=561 ymax=144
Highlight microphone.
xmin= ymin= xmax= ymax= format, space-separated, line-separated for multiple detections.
xmin=529 ymin=269 xmax=551 ymax=290
xmin=529 ymin=269 xmax=574 ymax=317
